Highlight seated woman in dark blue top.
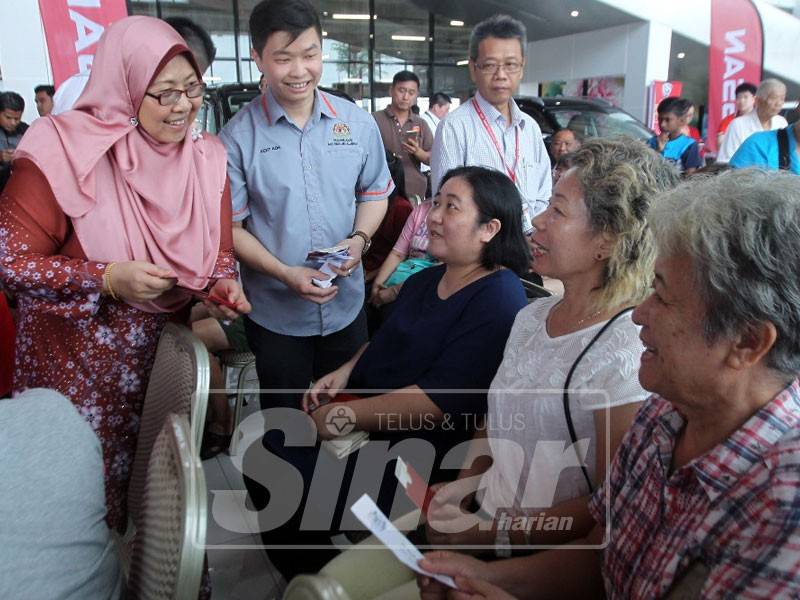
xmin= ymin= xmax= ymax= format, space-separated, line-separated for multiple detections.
xmin=305 ymin=166 xmax=529 ymax=450
xmin=250 ymin=166 xmax=529 ymax=580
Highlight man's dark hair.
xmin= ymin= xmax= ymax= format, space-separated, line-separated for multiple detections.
xmin=392 ymin=70 xmax=420 ymax=88
xmin=439 ymin=166 xmax=531 ymax=275
xmin=736 ymin=82 xmax=757 ymax=97
xmin=429 ymin=92 xmax=451 ymax=107
xmin=164 ymin=16 xmax=217 ymax=68
xmin=657 ymin=96 xmax=692 ymax=118
xmin=249 ymin=0 xmax=322 ymax=55
xmin=34 ymin=85 xmax=55 ymax=98
xmin=0 ymin=92 xmax=24 ymax=113
xmin=469 ymin=14 xmax=527 ymax=61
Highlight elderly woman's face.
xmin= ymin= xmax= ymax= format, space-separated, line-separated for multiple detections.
xmin=138 ymin=54 xmax=202 ymax=144
xmin=529 ymin=169 xmax=606 ymax=280
xmin=632 ymin=253 xmax=729 ymax=405
xmin=426 ymin=176 xmax=497 ymax=267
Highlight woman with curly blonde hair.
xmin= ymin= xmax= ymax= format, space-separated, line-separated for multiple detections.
xmin=425 ymin=137 xmax=681 ymax=552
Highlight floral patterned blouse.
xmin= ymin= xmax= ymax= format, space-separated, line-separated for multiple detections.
xmin=0 ymin=158 xmax=236 ymax=530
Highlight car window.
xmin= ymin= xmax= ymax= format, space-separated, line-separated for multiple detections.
xmin=548 ymin=107 xmax=651 ymax=140
xmin=224 ymin=91 xmax=259 ymax=120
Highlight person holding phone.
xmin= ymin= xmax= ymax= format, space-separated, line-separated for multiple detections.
xmin=373 ymin=71 xmax=434 ymax=202
xmin=0 ymin=17 xmax=250 ymax=531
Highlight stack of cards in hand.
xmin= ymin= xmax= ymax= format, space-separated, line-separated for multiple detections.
xmin=322 ymin=431 xmax=370 ymax=459
xmin=306 ymin=244 xmax=352 ymax=288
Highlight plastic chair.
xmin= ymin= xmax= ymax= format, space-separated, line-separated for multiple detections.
xmin=218 ymin=349 xmax=258 ymax=456
xmin=127 ymin=413 xmax=207 ymax=600
xmin=128 ymin=323 xmax=210 ymax=527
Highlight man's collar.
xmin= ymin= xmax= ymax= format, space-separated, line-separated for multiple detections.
xmin=473 ymin=91 xmax=524 ymax=128
xmin=664 ymin=380 xmax=800 ymax=502
xmin=261 ymin=87 xmax=336 ymax=127
xmin=385 ymin=105 xmax=411 ymax=123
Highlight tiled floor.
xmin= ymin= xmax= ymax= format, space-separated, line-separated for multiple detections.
xmin=204 ymin=405 xmax=286 ymax=600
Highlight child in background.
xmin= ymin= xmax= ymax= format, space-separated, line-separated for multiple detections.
xmin=369 ymin=197 xmax=437 ymax=308
xmin=648 ymin=96 xmax=703 ymax=176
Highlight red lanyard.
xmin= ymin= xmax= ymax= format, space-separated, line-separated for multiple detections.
xmin=472 ymin=98 xmax=519 ymax=183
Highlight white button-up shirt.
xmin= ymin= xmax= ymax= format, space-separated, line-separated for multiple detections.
xmin=431 ymin=92 xmax=552 ymax=216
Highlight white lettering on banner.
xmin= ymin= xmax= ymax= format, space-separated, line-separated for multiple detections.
xmin=70 ymin=9 xmax=105 ymax=52
xmin=720 ymin=29 xmax=747 ymax=119
xmin=78 ymin=54 xmax=94 ymax=74
xmin=721 ymin=77 xmax=745 ymax=118
xmin=724 ymin=29 xmax=746 ymax=54
xmin=68 ymin=0 xmax=101 ymax=6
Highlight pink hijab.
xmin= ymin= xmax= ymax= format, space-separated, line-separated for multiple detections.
xmin=15 ymin=16 xmax=227 ymax=313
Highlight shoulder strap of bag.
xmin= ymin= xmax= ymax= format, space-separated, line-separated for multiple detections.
xmin=562 ymin=307 xmax=635 ymax=493
xmin=778 ymin=127 xmax=790 ymax=171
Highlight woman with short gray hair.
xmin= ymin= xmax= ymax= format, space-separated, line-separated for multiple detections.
xmin=418 ymin=167 xmax=800 ymax=600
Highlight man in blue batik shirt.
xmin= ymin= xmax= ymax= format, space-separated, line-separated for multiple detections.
xmin=220 ymin=1 xmax=390 ymax=412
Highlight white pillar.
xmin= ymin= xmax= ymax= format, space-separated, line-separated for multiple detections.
xmin=0 ymin=1 xmax=52 ymax=123
xmin=621 ymin=21 xmax=672 ymax=122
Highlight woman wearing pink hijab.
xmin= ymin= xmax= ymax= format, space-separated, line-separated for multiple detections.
xmin=0 ymin=16 xmax=250 ymax=530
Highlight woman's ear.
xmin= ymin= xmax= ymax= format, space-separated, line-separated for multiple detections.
xmin=480 ymin=218 xmax=502 ymax=243
xmin=594 ymin=232 xmax=617 ymax=261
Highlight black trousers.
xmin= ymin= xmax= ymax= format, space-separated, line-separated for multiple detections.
xmin=241 ymin=312 xmax=368 ymax=579
xmin=243 ymin=311 xmax=368 ymax=410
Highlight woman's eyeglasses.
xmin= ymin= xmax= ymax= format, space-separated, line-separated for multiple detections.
xmin=145 ymin=82 xmax=207 ymax=106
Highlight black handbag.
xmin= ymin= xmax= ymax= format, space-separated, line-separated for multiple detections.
xmin=562 ymin=307 xmax=634 ymax=492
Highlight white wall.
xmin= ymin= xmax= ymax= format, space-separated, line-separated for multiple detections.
xmin=0 ymin=0 xmax=52 ymax=123
xmin=600 ymin=0 xmax=800 ymax=86
xmin=524 ymin=22 xmax=672 ymax=121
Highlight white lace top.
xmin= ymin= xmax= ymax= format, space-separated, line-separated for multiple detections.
xmin=478 ymin=295 xmax=647 ymax=518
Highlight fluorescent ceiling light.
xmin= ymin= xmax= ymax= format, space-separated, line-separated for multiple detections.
xmin=322 ymin=30 xmax=328 ymax=36
xmin=332 ymin=13 xmax=370 ymax=20
xmin=450 ymin=20 xmax=464 ymax=26
xmin=677 ymin=52 xmax=686 ymax=59
xmin=343 ymin=77 xmax=364 ymax=83
xmin=570 ymin=10 xmax=580 ymax=17
xmin=391 ymin=35 xmax=427 ymax=42
xmin=456 ymin=59 xmax=469 ymax=66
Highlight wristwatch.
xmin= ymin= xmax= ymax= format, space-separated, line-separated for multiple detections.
xmin=494 ymin=528 xmax=512 ymax=558
xmin=348 ymin=230 xmax=372 ymax=254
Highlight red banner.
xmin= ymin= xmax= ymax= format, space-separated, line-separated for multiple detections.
xmin=38 ymin=0 xmax=128 ymax=88
xmin=647 ymin=81 xmax=683 ymax=133
xmin=706 ymin=0 xmax=763 ymax=153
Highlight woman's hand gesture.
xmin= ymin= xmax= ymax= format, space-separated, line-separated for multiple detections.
xmin=105 ymin=261 xmax=176 ymax=302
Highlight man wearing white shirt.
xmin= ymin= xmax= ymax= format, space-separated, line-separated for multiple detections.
xmin=431 ymin=14 xmax=551 ymax=220
xmin=421 ymin=91 xmax=451 ymax=135
xmin=717 ymin=79 xmax=787 ymax=162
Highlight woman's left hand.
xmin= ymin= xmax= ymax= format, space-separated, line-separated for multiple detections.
xmin=203 ymin=279 xmax=251 ymax=320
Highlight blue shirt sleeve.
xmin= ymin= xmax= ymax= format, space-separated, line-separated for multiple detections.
xmin=357 ymin=118 xmax=394 ymax=202
xmin=416 ymin=272 xmax=526 ymax=416
xmin=647 ymin=136 xmax=658 ymax=151
xmin=681 ymin=141 xmax=703 ymax=170
xmin=219 ymin=123 xmax=250 ymax=221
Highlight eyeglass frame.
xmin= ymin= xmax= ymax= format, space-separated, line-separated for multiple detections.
xmin=472 ymin=61 xmax=524 ymax=75
xmin=144 ymin=82 xmax=207 ymax=106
